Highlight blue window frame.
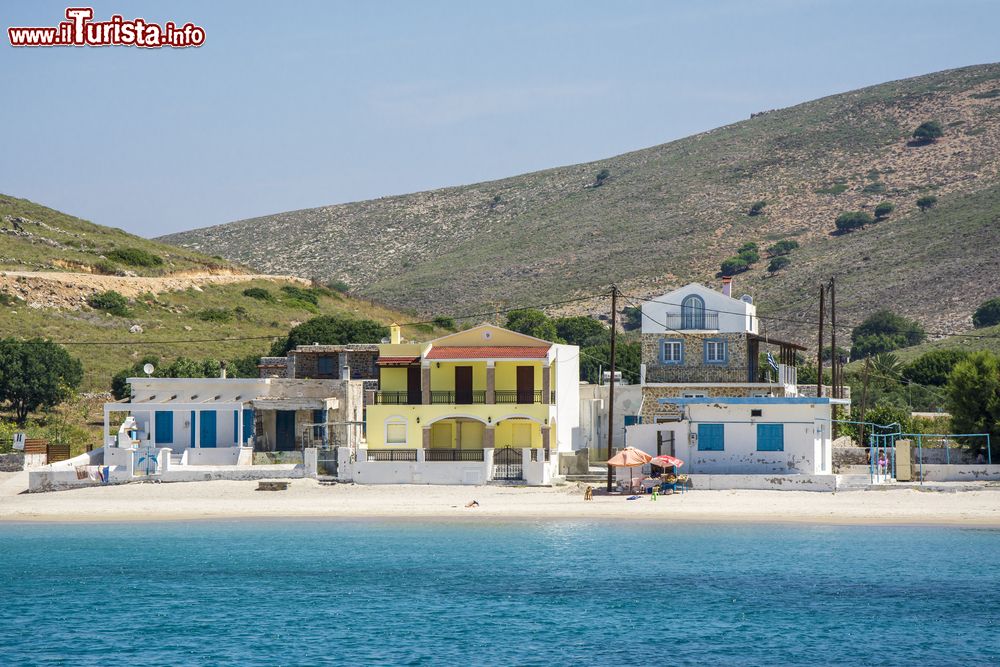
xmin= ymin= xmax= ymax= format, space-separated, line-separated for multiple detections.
xmin=681 ymin=295 xmax=706 ymax=329
xmin=242 ymin=409 xmax=255 ymax=446
xmin=757 ymin=424 xmax=784 ymax=451
xmin=189 ymin=410 xmax=196 ymax=448
xmin=660 ymin=339 xmax=684 ymax=365
xmin=704 ymin=339 xmax=728 ymax=365
xmin=154 ymin=411 xmax=173 ymax=444
xmin=698 ymin=423 xmax=725 ymax=451
xmin=317 ymin=356 xmax=336 ymax=376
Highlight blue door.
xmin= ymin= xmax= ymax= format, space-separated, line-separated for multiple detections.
xmin=199 ymin=410 xmax=217 ymax=448
xmin=242 ymin=409 xmax=255 ymax=446
xmin=154 ymin=411 xmax=173 ymax=444
xmin=697 ymin=423 xmax=724 ymax=451
xmin=276 ymin=410 xmax=296 ymax=451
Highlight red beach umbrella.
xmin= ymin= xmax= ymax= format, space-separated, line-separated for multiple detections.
xmin=650 ymin=455 xmax=684 ymax=468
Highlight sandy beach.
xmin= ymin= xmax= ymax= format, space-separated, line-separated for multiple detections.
xmin=1 ymin=471 xmax=998 ymax=525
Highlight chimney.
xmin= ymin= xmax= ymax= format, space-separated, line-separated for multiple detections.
xmin=389 ymin=322 xmax=401 ymax=344
xmin=220 ymin=360 xmax=228 ymax=379
xmin=721 ymin=277 xmax=733 ymax=298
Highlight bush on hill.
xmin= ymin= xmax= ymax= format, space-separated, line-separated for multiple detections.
xmin=748 ymin=200 xmax=767 ymax=216
xmin=874 ymin=202 xmax=895 ymax=219
xmin=912 ymin=120 xmax=944 ymax=143
xmin=242 ymin=287 xmax=275 ymax=302
xmin=87 ymin=290 xmax=130 ymax=317
xmin=850 ymin=310 xmax=926 ymax=360
xmin=973 ymin=298 xmax=1000 ymax=328
xmin=106 ymin=247 xmax=164 ymax=268
xmin=835 ymin=211 xmax=874 ymax=233
xmin=767 ymin=256 xmax=791 ymax=273
xmin=916 ymin=195 xmax=938 ymax=211
xmin=903 ymin=349 xmax=971 ymax=386
xmin=271 ymin=314 xmax=389 ymax=356
xmin=720 ymin=257 xmax=750 ymax=276
xmin=766 ymin=240 xmax=799 ymax=256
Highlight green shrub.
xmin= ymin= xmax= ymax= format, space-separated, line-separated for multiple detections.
xmin=720 ymin=257 xmax=750 ymax=276
xmin=242 ymin=287 xmax=275 ymax=302
xmin=903 ymin=349 xmax=971 ymax=386
xmin=916 ymin=195 xmax=938 ymax=211
xmin=593 ymin=169 xmax=610 ymax=187
xmin=281 ymin=285 xmax=319 ymax=305
xmin=327 ymin=280 xmax=350 ymax=293
xmin=106 ymin=247 xmax=164 ymax=267
xmin=973 ymin=298 xmax=1000 ymax=328
xmin=912 ymin=120 xmax=943 ymax=143
xmin=274 ymin=314 xmax=389 ymax=355
xmin=766 ymin=240 xmax=799 ymax=256
xmin=196 ymin=308 xmax=233 ymax=322
xmin=835 ymin=211 xmax=874 ymax=232
xmin=748 ymin=200 xmax=767 ymax=216
xmin=0 ymin=292 xmax=15 ymax=307
xmin=850 ymin=309 xmax=926 ymax=360
xmin=861 ymin=182 xmax=886 ymax=194
xmin=92 ymin=260 xmax=119 ymax=275
xmin=873 ymin=202 xmax=895 ymax=219
xmin=767 ymin=256 xmax=791 ymax=273
xmin=815 ymin=182 xmax=848 ymax=195
xmin=87 ymin=290 xmax=130 ymax=316
xmin=413 ymin=323 xmax=434 ymax=334
xmin=432 ymin=316 xmax=456 ymax=331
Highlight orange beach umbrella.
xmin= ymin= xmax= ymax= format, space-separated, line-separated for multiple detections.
xmin=606 ymin=447 xmax=652 ymax=492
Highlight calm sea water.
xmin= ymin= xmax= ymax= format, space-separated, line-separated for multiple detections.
xmin=0 ymin=520 xmax=998 ymax=666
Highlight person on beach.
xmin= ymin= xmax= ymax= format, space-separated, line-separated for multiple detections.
xmin=878 ymin=452 xmax=888 ymax=476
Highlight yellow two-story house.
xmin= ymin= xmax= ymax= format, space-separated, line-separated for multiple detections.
xmin=363 ymin=323 xmax=579 ymax=483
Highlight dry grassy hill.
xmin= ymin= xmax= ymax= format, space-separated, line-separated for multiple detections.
xmin=161 ymin=63 xmax=1000 ymax=344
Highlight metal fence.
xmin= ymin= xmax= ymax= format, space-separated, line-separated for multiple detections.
xmin=425 ymin=449 xmax=485 ymax=462
xmin=366 ymin=449 xmax=418 ymax=462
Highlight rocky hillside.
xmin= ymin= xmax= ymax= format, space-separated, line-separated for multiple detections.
xmin=161 ymin=63 xmax=1000 ymax=343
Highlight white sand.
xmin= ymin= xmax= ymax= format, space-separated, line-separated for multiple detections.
xmin=1 ymin=471 xmax=998 ymax=525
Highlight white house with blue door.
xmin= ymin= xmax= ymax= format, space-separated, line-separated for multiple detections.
xmin=103 ymin=376 xmax=362 ymax=457
xmin=625 ymin=396 xmax=849 ymax=478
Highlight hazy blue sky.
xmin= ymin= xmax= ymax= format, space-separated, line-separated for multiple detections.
xmin=1 ymin=0 xmax=997 ymax=237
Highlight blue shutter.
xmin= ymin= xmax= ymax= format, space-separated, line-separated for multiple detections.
xmin=189 ymin=411 xmax=195 ymax=448
xmin=199 ymin=410 xmax=217 ymax=448
xmin=624 ymin=415 xmax=639 ymax=427
xmin=154 ymin=411 xmax=173 ymax=444
xmin=233 ymin=410 xmax=239 ymax=445
xmin=698 ymin=423 xmax=724 ymax=451
xmin=242 ymin=409 xmax=255 ymax=445
xmin=757 ymin=424 xmax=784 ymax=451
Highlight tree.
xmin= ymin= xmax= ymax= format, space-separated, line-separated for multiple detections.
xmin=738 ymin=247 xmax=760 ymax=264
xmin=912 ymin=120 xmax=943 ymax=144
xmin=432 ymin=316 xmax=456 ymax=331
xmin=835 ymin=211 xmax=874 ymax=233
xmin=621 ymin=306 xmax=642 ymax=331
xmin=579 ymin=342 xmax=641 ymax=384
xmin=748 ymin=200 xmax=767 ymax=216
xmin=553 ymin=316 xmax=608 ymax=347
xmin=946 ymin=351 xmax=1000 ymax=455
xmin=916 ymin=195 xmax=938 ymax=212
xmin=869 ymin=352 xmax=903 ymax=384
xmin=973 ymin=298 xmax=1000 ymax=328
xmin=720 ymin=257 xmax=750 ymax=276
xmin=505 ymin=309 xmax=562 ymax=342
xmin=850 ymin=310 xmax=926 ymax=360
xmin=766 ymin=240 xmax=799 ymax=257
xmin=767 ymin=256 xmax=791 ymax=273
xmin=0 ymin=339 xmax=83 ymax=424
xmin=903 ymin=349 xmax=970 ymax=386
xmin=873 ymin=202 xmax=895 ymax=219
xmin=273 ymin=314 xmax=389 ymax=355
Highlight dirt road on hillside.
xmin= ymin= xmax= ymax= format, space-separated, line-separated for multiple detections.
xmin=0 ymin=270 xmax=309 ymax=310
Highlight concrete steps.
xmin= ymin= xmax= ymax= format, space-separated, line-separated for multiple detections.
xmin=837 ymin=473 xmax=896 ymax=489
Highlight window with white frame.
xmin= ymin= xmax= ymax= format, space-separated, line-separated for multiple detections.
xmin=385 ymin=417 xmax=407 ymax=445
xmin=704 ymin=340 xmax=727 ymax=364
xmin=682 ymin=392 xmax=707 ymax=398
xmin=660 ymin=339 xmax=683 ymax=364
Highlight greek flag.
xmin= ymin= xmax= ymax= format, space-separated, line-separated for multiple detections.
xmin=766 ymin=351 xmax=779 ymax=373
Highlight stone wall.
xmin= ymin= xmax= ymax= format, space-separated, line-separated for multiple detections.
xmin=0 ymin=452 xmax=24 ymax=472
xmin=639 ymin=384 xmax=791 ymax=420
xmin=290 ymin=348 xmax=378 ymax=380
xmin=642 ymin=332 xmax=749 ymax=383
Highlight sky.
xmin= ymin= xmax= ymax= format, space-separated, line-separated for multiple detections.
xmin=1 ymin=0 xmax=998 ymax=237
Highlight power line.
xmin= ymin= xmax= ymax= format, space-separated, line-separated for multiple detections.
xmin=396 ymin=293 xmax=607 ymax=327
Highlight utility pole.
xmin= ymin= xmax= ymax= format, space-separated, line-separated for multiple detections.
xmin=829 ymin=278 xmax=838 ymax=438
xmin=606 ymin=285 xmax=618 ymax=493
xmin=816 ymin=285 xmax=825 ymax=398
xmin=859 ymin=357 xmax=871 ymax=449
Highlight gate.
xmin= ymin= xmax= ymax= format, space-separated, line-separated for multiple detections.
xmin=317 ymin=448 xmax=338 ymax=477
xmin=493 ymin=447 xmax=523 ymax=481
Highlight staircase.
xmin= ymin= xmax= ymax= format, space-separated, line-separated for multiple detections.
xmin=836 ymin=465 xmax=895 ymax=490
xmin=566 ymin=465 xmax=609 ymax=485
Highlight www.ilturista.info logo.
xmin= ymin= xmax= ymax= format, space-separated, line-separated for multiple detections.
xmin=8 ymin=7 xmax=205 ymax=48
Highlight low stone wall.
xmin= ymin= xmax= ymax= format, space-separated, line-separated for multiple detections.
xmin=917 ymin=465 xmax=1000 ymax=482
xmin=0 ymin=452 xmax=25 ymax=472
xmin=833 ymin=446 xmax=869 ymax=468
xmin=688 ymin=474 xmax=838 ymax=492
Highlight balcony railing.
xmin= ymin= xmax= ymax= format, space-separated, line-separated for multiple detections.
xmin=365 ymin=449 xmax=417 ymax=462
xmin=425 ymin=449 xmax=485 ymax=462
xmin=372 ymin=391 xmax=421 ymax=405
xmin=495 ymin=390 xmax=555 ymax=405
xmin=430 ymin=390 xmax=487 ymax=405
xmin=662 ymin=312 xmax=720 ymax=330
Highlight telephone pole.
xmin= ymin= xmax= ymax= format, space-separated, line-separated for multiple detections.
xmin=816 ymin=284 xmax=825 ymax=398
xmin=606 ymin=285 xmax=618 ymax=493
xmin=859 ymin=357 xmax=871 ymax=449
xmin=829 ymin=278 xmax=837 ymax=399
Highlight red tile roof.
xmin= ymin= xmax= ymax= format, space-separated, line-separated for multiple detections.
xmin=425 ymin=346 xmax=550 ymax=360
xmin=376 ymin=356 xmax=421 ymax=366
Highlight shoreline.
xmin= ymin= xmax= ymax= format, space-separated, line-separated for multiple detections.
xmin=2 ymin=473 xmax=999 ymax=526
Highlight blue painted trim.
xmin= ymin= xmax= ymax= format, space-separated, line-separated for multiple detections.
xmin=233 ymin=410 xmax=239 ymax=445
xmin=697 ymin=423 xmax=724 ymax=451
xmin=659 ymin=338 xmax=684 ymax=365
xmin=189 ymin=410 xmax=195 ymax=448
xmin=242 ymin=409 xmax=255 ymax=445
xmin=659 ymin=396 xmax=841 ymax=405
xmin=703 ymin=338 xmax=728 ymax=365
xmin=757 ymin=423 xmax=784 ymax=451
xmin=681 ymin=294 xmax=706 ymax=329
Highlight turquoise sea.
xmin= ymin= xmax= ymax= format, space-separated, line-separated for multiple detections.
xmin=0 ymin=520 xmax=998 ymax=666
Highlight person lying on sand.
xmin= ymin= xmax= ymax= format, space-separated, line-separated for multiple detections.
xmin=465 ymin=500 xmax=479 ymax=508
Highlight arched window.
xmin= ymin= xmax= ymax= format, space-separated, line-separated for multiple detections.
xmin=681 ymin=295 xmax=705 ymax=329
xmin=385 ymin=417 xmax=407 ymax=445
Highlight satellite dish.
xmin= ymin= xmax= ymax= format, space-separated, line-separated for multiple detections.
xmin=740 ymin=294 xmax=754 ymax=305
xmin=143 ymin=363 xmax=155 ymax=376
xmin=380 ymin=337 xmax=390 ymax=344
